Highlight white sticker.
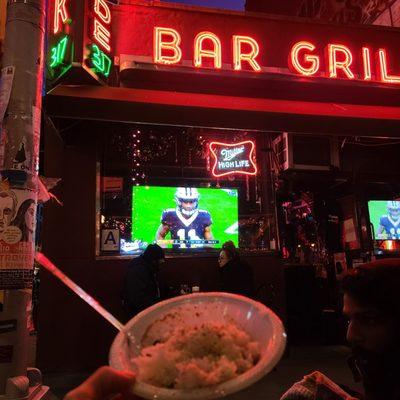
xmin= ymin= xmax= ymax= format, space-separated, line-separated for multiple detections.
xmin=101 ymin=229 xmax=120 ymax=251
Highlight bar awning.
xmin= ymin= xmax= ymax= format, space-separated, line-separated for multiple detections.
xmin=47 ymin=85 xmax=400 ymax=136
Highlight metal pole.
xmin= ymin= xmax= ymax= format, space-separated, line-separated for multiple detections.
xmin=0 ymin=0 xmax=45 ymax=396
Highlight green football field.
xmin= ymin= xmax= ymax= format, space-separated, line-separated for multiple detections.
xmin=368 ymin=200 xmax=390 ymax=239
xmin=132 ymin=186 xmax=238 ymax=248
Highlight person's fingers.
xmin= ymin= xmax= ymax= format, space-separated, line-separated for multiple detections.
xmin=64 ymin=367 xmax=136 ymax=400
xmin=87 ymin=367 xmax=135 ymax=399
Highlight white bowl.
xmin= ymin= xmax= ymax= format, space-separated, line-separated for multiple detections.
xmin=109 ymin=292 xmax=286 ymax=400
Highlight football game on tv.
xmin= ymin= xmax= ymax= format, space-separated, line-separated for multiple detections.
xmin=130 ymin=186 xmax=239 ymax=250
xmin=368 ymin=200 xmax=400 ymax=240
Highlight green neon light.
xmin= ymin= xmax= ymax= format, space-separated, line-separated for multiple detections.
xmin=91 ymin=44 xmax=112 ymax=77
xmin=50 ymin=36 xmax=69 ymax=68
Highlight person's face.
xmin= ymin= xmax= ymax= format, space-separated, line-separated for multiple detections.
xmin=218 ymin=250 xmax=230 ymax=268
xmin=0 ymin=196 xmax=14 ymax=232
xmin=181 ymin=200 xmax=197 ymax=213
xmin=25 ymin=203 xmax=35 ymax=231
xmin=388 ymin=206 xmax=400 ymax=220
xmin=343 ymin=293 xmax=396 ymax=355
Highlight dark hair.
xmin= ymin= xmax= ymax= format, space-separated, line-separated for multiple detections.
xmin=342 ymin=259 xmax=400 ymax=318
xmin=222 ymin=240 xmax=239 ymax=260
xmin=12 ymin=198 xmax=35 ymax=241
xmin=142 ymin=244 xmax=165 ymax=262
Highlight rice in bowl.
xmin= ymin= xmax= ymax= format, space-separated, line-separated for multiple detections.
xmin=132 ymin=321 xmax=260 ymax=389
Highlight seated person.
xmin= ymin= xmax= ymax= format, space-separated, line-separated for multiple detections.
xmin=121 ymin=244 xmax=165 ymax=319
xmin=218 ymin=241 xmax=254 ymax=298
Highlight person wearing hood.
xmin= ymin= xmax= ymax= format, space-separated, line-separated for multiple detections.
xmin=218 ymin=241 xmax=254 ymax=298
xmin=122 ymin=244 xmax=165 ymax=319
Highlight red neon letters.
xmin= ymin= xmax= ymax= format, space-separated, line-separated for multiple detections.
xmin=232 ymin=36 xmax=261 ymax=72
xmin=362 ymin=47 xmax=372 ymax=81
xmin=327 ymin=44 xmax=355 ymax=79
xmin=194 ymin=32 xmax=222 ymax=69
xmin=154 ymin=27 xmax=182 ymax=65
xmin=152 ymin=27 xmax=400 ymax=85
xmin=54 ymin=0 xmax=69 ymax=34
xmin=378 ymin=48 xmax=400 ymax=83
xmin=289 ymin=41 xmax=319 ymax=76
xmin=209 ymin=140 xmax=257 ymax=177
xmin=154 ymin=28 xmax=261 ymax=71
xmin=93 ymin=0 xmax=112 ymax=52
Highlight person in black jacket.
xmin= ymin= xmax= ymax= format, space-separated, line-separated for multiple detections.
xmin=218 ymin=241 xmax=254 ymax=298
xmin=122 ymin=244 xmax=165 ymax=319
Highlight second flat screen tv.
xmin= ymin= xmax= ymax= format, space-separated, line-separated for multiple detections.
xmin=132 ymin=186 xmax=239 ymax=250
xmin=368 ymin=200 xmax=400 ymax=240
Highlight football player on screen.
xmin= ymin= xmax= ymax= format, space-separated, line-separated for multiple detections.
xmin=377 ymin=200 xmax=400 ymax=239
xmin=156 ymin=187 xmax=214 ymax=248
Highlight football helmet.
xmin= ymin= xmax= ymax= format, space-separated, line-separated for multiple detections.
xmin=175 ymin=187 xmax=199 ymax=216
xmin=387 ymin=200 xmax=400 ymax=220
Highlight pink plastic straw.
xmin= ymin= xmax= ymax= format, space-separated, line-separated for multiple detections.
xmin=35 ymin=252 xmax=125 ymax=332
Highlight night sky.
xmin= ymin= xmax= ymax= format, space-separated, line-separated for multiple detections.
xmin=162 ymin=0 xmax=245 ymax=11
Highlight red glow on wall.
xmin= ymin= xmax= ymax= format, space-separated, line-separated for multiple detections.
xmin=54 ymin=0 xmax=69 ymax=34
xmin=232 ymin=36 xmax=261 ymax=72
xmin=193 ymin=32 xmax=222 ymax=69
xmin=289 ymin=41 xmax=320 ymax=76
xmin=378 ymin=48 xmax=400 ymax=83
xmin=327 ymin=44 xmax=355 ymax=79
xmin=209 ymin=140 xmax=257 ymax=177
xmin=154 ymin=27 xmax=182 ymax=65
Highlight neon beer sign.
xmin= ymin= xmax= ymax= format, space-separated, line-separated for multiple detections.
xmin=209 ymin=141 xmax=257 ymax=177
xmin=153 ymin=28 xmax=400 ymax=85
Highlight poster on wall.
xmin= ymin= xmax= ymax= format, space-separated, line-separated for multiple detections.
xmin=333 ymin=252 xmax=348 ymax=280
xmin=0 ymin=66 xmax=15 ymax=125
xmin=343 ymin=217 xmax=360 ymax=250
xmin=0 ymin=185 xmax=35 ymax=289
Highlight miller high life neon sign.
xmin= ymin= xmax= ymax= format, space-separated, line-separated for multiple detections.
xmin=209 ymin=141 xmax=257 ymax=177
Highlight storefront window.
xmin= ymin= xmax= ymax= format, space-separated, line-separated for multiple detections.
xmin=97 ymin=124 xmax=278 ymax=257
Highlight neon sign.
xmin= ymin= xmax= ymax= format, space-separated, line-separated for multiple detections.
xmin=48 ymin=0 xmax=73 ymax=81
xmin=50 ymin=36 xmax=69 ymax=68
xmin=154 ymin=27 xmax=182 ymax=65
xmin=90 ymin=44 xmax=112 ymax=77
xmin=289 ymin=41 xmax=320 ymax=76
xmin=209 ymin=141 xmax=257 ymax=177
xmin=378 ymin=49 xmax=400 ymax=83
xmin=194 ymin=32 xmax=222 ymax=69
xmin=152 ymin=27 xmax=400 ymax=85
xmin=87 ymin=0 xmax=113 ymax=78
xmin=54 ymin=0 xmax=69 ymax=34
xmin=233 ymin=35 xmax=261 ymax=72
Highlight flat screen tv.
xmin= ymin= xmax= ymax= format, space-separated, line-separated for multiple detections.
xmin=130 ymin=186 xmax=239 ymax=251
xmin=368 ymin=200 xmax=400 ymax=240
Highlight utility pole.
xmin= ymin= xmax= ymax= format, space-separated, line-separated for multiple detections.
xmin=0 ymin=0 xmax=47 ymax=398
